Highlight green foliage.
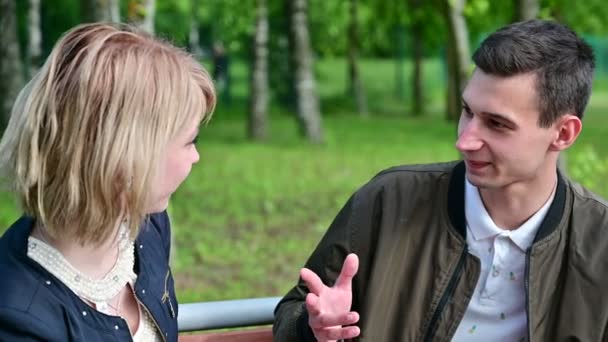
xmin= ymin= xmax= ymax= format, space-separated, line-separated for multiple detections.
xmin=197 ymin=0 xmax=255 ymax=56
xmin=540 ymin=0 xmax=608 ymax=34
xmin=12 ymin=0 xmax=608 ymax=74
xmin=568 ymin=146 xmax=608 ymax=191
xmin=155 ymin=0 xmax=193 ymax=46
xmin=366 ymin=0 xmax=445 ymax=58
xmin=465 ymin=0 xmax=514 ymax=47
xmin=39 ymin=0 xmax=81 ymax=57
xmin=308 ymin=0 xmax=349 ymax=57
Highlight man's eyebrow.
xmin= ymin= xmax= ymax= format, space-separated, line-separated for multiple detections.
xmin=462 ymin=98 xmax=516 ymax=124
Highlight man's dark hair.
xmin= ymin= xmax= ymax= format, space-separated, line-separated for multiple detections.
xmin=473 ymin=20 xmax=595 ymax=127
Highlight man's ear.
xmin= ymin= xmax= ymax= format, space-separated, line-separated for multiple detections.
xmin=549 ymin=114 xmax=582 ymax=152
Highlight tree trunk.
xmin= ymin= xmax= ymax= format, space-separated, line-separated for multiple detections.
xmin=347 ymin=0 xmax=368 ymax=117
xmin=28 ymin=0 xmax=42 ymax=78
xmin=0 ymin=0 xmax=24 ymax=135
xmin=248 ymin=0 xmax=269 ymax=140
xmin=188 ymin=0 xmax=202 ymax=58
xmin=128 ymin=0 xmax=155 ymax=34
xmin=445 ymin=41 xmax=458 ymax=122
xmin=443 ymin=0 xmax=470 ymax=121
xmin=270 ymin=3 xmax=296 ymax=110
xmin=110 ymin=0 xmax=119 ymax=22
xmin=515 ymin=0 xmax=539 ymax=21
xmin=410 ymin=0 xmax=423 ymax=116
xmin=394 ymin=25 xmax=406 ymax=100
xmin=290 ymin=0 xmax=323 ymax=143
xmin=81 ymin=0 xmax=120 ymax=22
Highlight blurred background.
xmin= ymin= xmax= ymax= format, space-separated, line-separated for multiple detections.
xmin=0 ymin=0 xmax=607 ymax=303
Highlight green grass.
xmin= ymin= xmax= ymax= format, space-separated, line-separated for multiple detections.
xmin=1 ymin=58 xmax=607 ymax=304
xmin=171 ymin=113 xmax=458 ymax=302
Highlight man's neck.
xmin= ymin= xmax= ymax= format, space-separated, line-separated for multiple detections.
xmin=479 ymin=173 xmax=558 ymax=230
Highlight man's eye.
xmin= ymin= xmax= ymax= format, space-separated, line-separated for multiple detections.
xmin=489 ymin=119 xmax=507 ymax=129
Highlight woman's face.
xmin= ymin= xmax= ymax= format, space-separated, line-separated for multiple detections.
xmin=146 ymin=117 xmax=201 ymax=213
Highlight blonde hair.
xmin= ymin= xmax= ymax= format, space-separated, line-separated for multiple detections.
xmin=0 ymin=23 xmax=215 ymax=245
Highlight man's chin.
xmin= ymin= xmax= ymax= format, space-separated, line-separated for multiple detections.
xmin=466 ymin=173 xmax=490 ymax=189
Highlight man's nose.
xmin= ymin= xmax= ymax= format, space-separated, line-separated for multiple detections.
xmin=455 ymin=120 xmax=483 ymax=152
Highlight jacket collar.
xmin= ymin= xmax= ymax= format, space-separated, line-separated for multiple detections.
xmin=447 ymin=161 xmax=567 ymax=244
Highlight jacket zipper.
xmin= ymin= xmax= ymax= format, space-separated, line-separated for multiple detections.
xmin=161 ymin=270 xmax=176 ymax=318
xmin=524 ymin=248 xmax=531 ymax=342
xmin=423 ymin=247 xmax=467 ymax=342
xmin=132 ymin=285 xmax=168 ymax=342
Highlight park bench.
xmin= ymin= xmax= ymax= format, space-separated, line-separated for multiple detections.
xmin=177 ymin=297 xmax=279 ymax=342
xmin=179 ymin=327 xmax=273 ymax=342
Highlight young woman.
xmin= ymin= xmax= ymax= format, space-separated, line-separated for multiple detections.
xmin=0 ymin=23 xmax=215 ymax=341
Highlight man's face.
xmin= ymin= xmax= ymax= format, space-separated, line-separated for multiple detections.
xmin=456 ymin=69 xmax=559 ymax=190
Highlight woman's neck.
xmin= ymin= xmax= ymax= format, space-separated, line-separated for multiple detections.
xmin=31 ymin=220 xmax=122 ymax=280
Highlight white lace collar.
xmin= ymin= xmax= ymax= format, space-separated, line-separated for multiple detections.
xmin=27 ymin=224 xmax=137 ymax=304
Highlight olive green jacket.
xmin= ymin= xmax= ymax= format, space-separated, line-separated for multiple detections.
xmin=273 ymin=161 xmax=608 ymax=341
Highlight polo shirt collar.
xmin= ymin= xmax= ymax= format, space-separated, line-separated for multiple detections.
xmin=464 ymin=179 xmax=556 ymax=251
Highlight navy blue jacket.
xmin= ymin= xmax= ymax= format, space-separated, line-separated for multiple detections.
xmin=0 ymin=211 xmax=178 ymax=341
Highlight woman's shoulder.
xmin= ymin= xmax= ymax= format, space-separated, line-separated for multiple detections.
xmin=146 ymin=211 xmax=170 ymax=235
xmin=0 ymin=216 xmax=72 ymax=320
xmin=0 ymin=249 xmax=69 ymax=340
xmin=0 ymin=216 xmax=40 ymax=297
xmin=138 ymin=210 xmax=171 ymax=260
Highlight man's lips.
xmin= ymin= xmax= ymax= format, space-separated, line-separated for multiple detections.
xmin=465 ymin=160 xmax=491 ymax=169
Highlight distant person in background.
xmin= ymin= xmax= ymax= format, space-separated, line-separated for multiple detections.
xmin=0 ymin=23 xmax=215 ymax=341
xmin=273 ymin=20 xmax=608 ymax=341
xmin=212 ymin=41 xmax=231 ymax=105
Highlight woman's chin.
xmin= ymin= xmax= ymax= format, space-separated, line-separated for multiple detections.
xmin=146 ymin=198 xmax=170 ymax=214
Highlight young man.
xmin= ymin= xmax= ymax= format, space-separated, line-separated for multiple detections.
xmin=273 ymin=20 xmax=607 ymax=341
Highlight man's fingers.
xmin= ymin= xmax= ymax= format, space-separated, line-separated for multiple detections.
xmin=301 ymin=267 xmax=325 ymax=295
xmin=309 ymin=311 xmax=360 ymax=329
xmin=335 ymin=253 xmax=359 ymax=290
xmin=314 ymin=325 xmax=361 ymax=341
xmin=305 ymin=293 xmax=321 ymax=316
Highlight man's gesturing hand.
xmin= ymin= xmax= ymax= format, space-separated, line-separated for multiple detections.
xmin=300 ymin=253 xmax=361 ymax=342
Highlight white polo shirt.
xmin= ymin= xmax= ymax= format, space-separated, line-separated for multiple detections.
xmin=451 ymin=180 xmax=555 ymax=342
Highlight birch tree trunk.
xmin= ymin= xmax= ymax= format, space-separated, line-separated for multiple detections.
xmin=248 ymin=0 xmax=269 ymax=140
xmin=443 ymin=0 xmax=470 ymax=121
xmin=109 ymin=0 xmax=119 ymax=22
xmin=0 ymin=0 xmax=24 ymax=134
xmin=290 ymin=0 xmax=323 ymax=143
xmin=28 ymin=0 xmax=42 ymax=77
xmin=347 ymin=0 xmax=368 ymax=117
